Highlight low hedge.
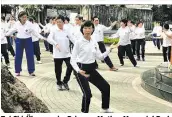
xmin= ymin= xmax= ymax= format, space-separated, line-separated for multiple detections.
xmin=104 ymin=36 xmax=119 ymax=44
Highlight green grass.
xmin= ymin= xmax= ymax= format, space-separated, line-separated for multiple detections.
xmin=104 ymin=36 xmax=119 ymax=44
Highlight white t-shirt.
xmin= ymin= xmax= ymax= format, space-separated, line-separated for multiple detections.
xmin=162 ymin=30 xmax=172 ymax=47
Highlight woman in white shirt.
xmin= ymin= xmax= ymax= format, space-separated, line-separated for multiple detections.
xmin=47 ymin=15 xmax=75 ymax=91
xmin=70 ymin=21 xmax=115 ymax=113
xmin=161 ymin=24 xmax=172 ymax=62
xmin=135 ymin=21 xmax=146 ymax=61
xmin=1 ymin=16 xmax=10 ymax=67
xmin=6 ymin=11 xmax=46 ymax=76
xmin=110 ymin=19 xmax=137 ymax=67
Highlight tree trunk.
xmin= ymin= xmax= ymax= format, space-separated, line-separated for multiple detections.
xmin=1 ymin=64 xmax=50 ymax=113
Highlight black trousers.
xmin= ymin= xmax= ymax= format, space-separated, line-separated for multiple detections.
xmin=136 ymin=39 xmax=146 ymax=59
xmin=76 ymin=62 xmax=110 ymax=113
xmin=1 ymin=44 xmax=10 ymax=65
xmin=97 ymin=41 xmax=114 ymax=68
xmin=131 ymin=40 xmax=136 ymax=55
xmin=44 ymin=33 xmax=49 ymax=51
xmin=162 ymin=46 xmax=171 ymax=62
xmin=157 ymin=39 xmax=163 ymax=50
xmin=7 ymin=36 xmax=15 ymax=57
xmin=49 ymin=44 xmax=53 ymax=53
xmin=33 ymin=41 xmax=41 ymax=61
xmin=54 ymin=57 xmax=73 ymax=85
xmin=118 ymin=44 xmax=137 ymax=66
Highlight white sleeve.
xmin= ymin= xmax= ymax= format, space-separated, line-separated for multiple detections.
xmin=70 ymin=41 xmax=80 ymax=73
xmin=102 ymin=25 xmax=112 ymax=31
xmin=95 ymin=42 xmax=111 ymax=60
xmin=67 ymin=31 xmax=75 ymax=44
xmin=5 ymin=24 xmax=17 ymax=36
xmin=109 ymin=29 xmax=119 ymax=39
xmin=30 ymin=25 xmax=46 ymax=40
xmin=47 ymin=31 xmax=58 ymax=46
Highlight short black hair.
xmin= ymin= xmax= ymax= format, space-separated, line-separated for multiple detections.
xmin=92 ymin=16 xmax=99 ymax=21
xmin=46 ymin=18 xmax=50 ymax=23
xmin=57 ymin=15 xmax=65 ymax=22
xmin=1 ymin=16 xmax=5 ymax=21
xmin=29 ymin=17 xmax=34 ymax=23
xmin=164 ymin=24 xmax=169 ymax=30
xmin=75 ymin=16 xmax=83 ymax=21
xmin=80 ymin=20 xmax=95 ymax=35
xmin=120 ymin=19 xmax=128 ymax=26
xmin=136 ymin=21 xmax=143 ymax=27
xmin=52 ymin=17 xmax=57 ymax=20
xmin=18 ymin=11 xmax=27 ymax=20
xmin=65 ymin=17 xmax=70 ymax=22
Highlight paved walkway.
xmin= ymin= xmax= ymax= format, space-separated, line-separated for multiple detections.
xmin=7 ymin=41 xmax=172 ymax=113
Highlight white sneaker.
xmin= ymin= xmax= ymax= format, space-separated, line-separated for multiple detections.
xmin=37 ymin=61 xmax=42 ymax=64
xmin=100 ymin=108 xmax=113 ymax=113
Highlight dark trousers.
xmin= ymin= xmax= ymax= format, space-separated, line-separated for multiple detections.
xmin=162 ymin=46 xmax=171 ymax=62
xmin=15 ymin=38 xmax=35 ymax=74
xmin=1 ymin=44 xmax=10 ymax=65
xmin=136 ymin=39 xmax=146 ymax=59
xmin=152 ymin=38 xmax=156 ymax=46
xmin=118 ymin=44 xmax=137 ymax=66
xmin=131 ymin=40 xmax=136 ymax=55
xmin=97 ymin=41 xmax=114 ymax=68
xmin=7 ymin=36 xmax=15 ymax=57
xmin=44 ymin=33 xmax=49 ymax=51
xmin=49 ymin=44 xmax=53 ymax=53
xmin=76 ymin=62 xmax=110 ymax=113
xmin=156 ymin=39 xmax=163 ymax=50
xmin=33 ymin=41 xmax=41 ymax=61
xmin=54 ymin=57 xmax=73 ymax=85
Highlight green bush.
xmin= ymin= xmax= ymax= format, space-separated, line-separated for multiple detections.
xmin=104 ymin=36 xmax=119 ymax=44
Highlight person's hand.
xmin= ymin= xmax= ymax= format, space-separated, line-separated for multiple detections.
xmin=56 ymin=44 xmax=61 ymax=52
xmin=109 ymin=42 xmax=118 ymax=51
xmin=79 ymin=70 xmax=90 ymax=78
xmin=111 ymin=21 xmax=117 ymax=27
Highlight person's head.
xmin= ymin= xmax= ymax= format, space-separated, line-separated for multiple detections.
xmin=1 ymin=16 xmax=5 ymax=22
xmin=80 ymin=20 xmax=95 ymax=37
xmin=136 ymin=21 xmax=143 ymax=28
xmin=45 ymin=18 xmax=50 ymax=24
xmin=56 ymin=15 xmax=65 ymax=29
xmin=18 ymin=11 xmax=28 ymax=24
xmin=29 ymin=17 xmax=34 ymax=23
xmin=163 ymin=24 xmax=169 ymax=30
xmin=64 ymin=17 xmax=70 ymax=24
xmin=92 ymin=16 xmax=99 ymax=25
xmin=75 ymin=16 xmax=83 ymax=25
xmin=120 ymin=19 xmax=128 ymax=28
xmin=51 ymin=17 xmax=57 ymax=25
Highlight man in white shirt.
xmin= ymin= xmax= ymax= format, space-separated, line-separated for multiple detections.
xmin=92 ymin=16 xmax=118 ymax=71
xmin=47 ymin=15 xmax=75 ymax=91
xmin=1 ymin=16 xmax=10 ymax=67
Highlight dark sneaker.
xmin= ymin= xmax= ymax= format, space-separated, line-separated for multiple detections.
xmin=120 ymin=64 xmax=124 ymax=66
xmin=142 ymin=58 xmax=145 ymax=61
xmin=29 ymin=73 xmax=36 ymax=76
xmin=136 ymin=58 xmax=140 ymax=61
xmin=57 ymin=84 xmax=63 ymax=91
xmin=62 ymin=83 xmax=70 ymax=90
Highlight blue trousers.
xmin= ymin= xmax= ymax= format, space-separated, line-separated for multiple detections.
xmin=15 ymin=37 xmax=35 ymax=74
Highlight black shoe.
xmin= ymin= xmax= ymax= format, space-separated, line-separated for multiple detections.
xmin=62 ymin=83 xmax=70 ymax=90
xmin=136 ymin=58 xmax=140 ymax=61
xmin=29 ymin=73 xmax=36 ymax=76
xmin=120 ymin=64 xmax=124 ymax=66
xmin=101 ymin=60 xmax=105 ymax=63
xmin=142 ymin=58 xmax=145 ymax=61
xmin=57 ymin=84 xmax=63 ymax=91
